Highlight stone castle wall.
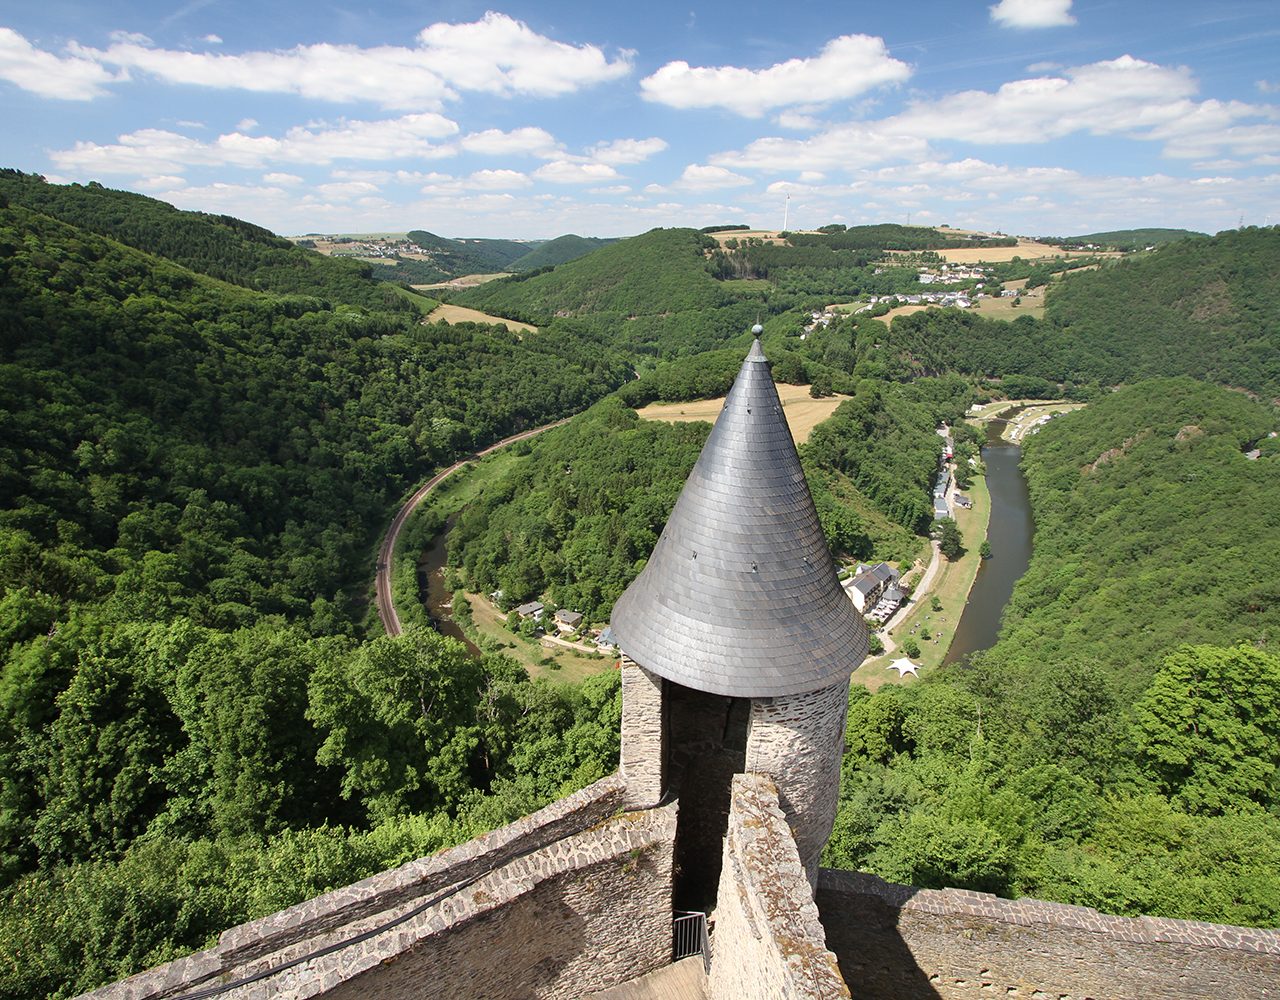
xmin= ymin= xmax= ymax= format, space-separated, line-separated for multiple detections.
xmin=816 ymin=869 xmax=1280 ymax=1000
xmin=745 ymin=681 xmax=849 ymax=880
xmin=620 ymin=659 xmax=665 ymax=810
xmin=79 ymin=774 xmax=677 ymax=1000
xmin=708 ymin=774 xmax=850 ymax=1000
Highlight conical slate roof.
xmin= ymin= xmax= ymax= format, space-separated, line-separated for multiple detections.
xmin=610 ymin=334 xmax=868 ymax=697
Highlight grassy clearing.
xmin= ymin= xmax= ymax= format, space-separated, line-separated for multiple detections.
xmin=971 ymin=292 xmax=1045 ymax=321
xmin=635 ymin=383 xmax=848 ymax=446
xmin=464 ymin=592 xmax=613 ymax=683
xmin=879 ymin=304 xmax=934 ymax=323
xmin=853 ymin=469 xmax=992 ymax=691
xmin=999 ymin=402 xmax=1087 ymax=442
xmin=388 ymin=284 xmax=441 ymax=314
xmin=426 ymin=303 xmax=538 ymax=333
xmin=709 ymin=230 xmax=790 ymax=246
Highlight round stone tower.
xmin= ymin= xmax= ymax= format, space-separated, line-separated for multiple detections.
xmin=611 ymin=328 xmax=868 ymax=902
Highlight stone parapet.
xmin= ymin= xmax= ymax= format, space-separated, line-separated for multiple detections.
xmin=620 ymin=657 xmax=666 ymax=809
xmin=817 ymin=869 xmax=1280 ymax=1000
xmin=708 ymin=774 xmax=850 ymax=1000
xmin=78 ymin=773 xmax=632 ymax=1000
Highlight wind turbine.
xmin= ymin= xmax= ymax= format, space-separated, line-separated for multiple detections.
xmin=783 ymin=193 xmax=790 ymax=232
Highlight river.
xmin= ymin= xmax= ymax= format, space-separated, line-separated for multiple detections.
xmin=942 ymin=413 xmax=1034 ymax=664
xmin=419 ymin=514 xmax=483 ymax=657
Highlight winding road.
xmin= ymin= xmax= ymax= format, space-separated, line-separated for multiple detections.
xmin=375 ymin=417 xmax=571 ymax=636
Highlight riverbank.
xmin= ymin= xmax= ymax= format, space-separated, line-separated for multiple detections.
xmin=852 ymin=463 xmax=992 ymax=691
xmin=852 ymin=397 xmax=1071 ymax=688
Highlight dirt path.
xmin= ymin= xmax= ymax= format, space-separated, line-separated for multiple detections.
xmin=375 ymin=418 xmax=570 ymax=636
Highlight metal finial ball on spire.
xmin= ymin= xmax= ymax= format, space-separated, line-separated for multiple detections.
xmin=751 ymin=323 xmax=763 ymax=336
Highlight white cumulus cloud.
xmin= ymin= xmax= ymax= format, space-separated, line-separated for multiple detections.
xmin=711 ymin=122 xmax=931 ymax=172
xmin=533 ymin=161 xmax=619 ymax=184
xmin=0 ymin=27 xmax=123 ymax=99
xmin=990 ymin=0 xmax=1076 ymax=29
xmin=589 ymin=137 xmax=668 ymax=165
xmin=675 ymin=164 xmax=752 ymax=191
xmin=7 ymin=13 xmax=630 ymax=109
xmin=460 ymin=127 xmax=560 ymax=157
xmin=880 ymin=56 xmax=1280 ymax=159
xmin=51 ymin=112 xmax=460 ymax=175
xmin=640 ymin=33 xmax=910 ymax=117
xmin=467 ymin=169 xmax=532 ymax=190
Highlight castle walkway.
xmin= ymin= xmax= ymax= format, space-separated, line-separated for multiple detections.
xmin=584 ymin=957 xmax=708 ymax=1000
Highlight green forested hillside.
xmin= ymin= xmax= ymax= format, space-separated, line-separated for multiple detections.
xmin=789 ymin=224 xmax=1016 ymax=252
xmin=0 ymin=171 xmax=405 ymax=312
xmin=1051 ymin=228 xmax=1205 ymax=249
xmin=450 ymin=398 xmax=708 ymax=621
xmin=509 ymin=233 xmax=614 ymax=271
xmin=974 ymin=377 xmax=1279 ymax=698
xmin=405 ymin=229 xmax=531 ymax=274
xmin=825 ymin=380 xmax=1280 ymax=924
xmin=0 ymin=195 xmax=632 ymax=998
xmin=877 ymin=227 xmax=1280 ymax=396
xmin=456 ymin=227 xmax=728 ymax=322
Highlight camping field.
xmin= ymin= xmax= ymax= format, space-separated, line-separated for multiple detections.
xmin=635 ymin=383 xmax=848 ymax=445
xmin=425 ymin=303 xmax=538 ymax=333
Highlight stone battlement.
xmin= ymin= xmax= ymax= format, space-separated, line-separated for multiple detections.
xmin=79 ymin=774 xmax=678 ymax=1000
xmin=817 ymin=868 xmax=1280 ymax=999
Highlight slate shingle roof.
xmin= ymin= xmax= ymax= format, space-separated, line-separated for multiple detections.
xmin=610 ymin=336 xmax=868 ymax=697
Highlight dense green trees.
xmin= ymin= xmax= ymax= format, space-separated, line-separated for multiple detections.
xmin=450 ymin=399 xmax=708 ymax=621
xmin=804 ymin=378 xmax=970 ymax=534
xmin=876 ymin=227 xmax=1280 ymax=396
xmin=0 ymin=171 xmax=409 ymax=312
xmin=0 ymin=188 xmax=636 ymax=998
xmin=0 ymin=202 xmax=631 ymax=641
xmin=827 ymin=379 xmax=1280 ymax=925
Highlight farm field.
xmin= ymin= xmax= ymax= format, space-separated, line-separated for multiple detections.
xmin=972 ymin=288 xmax=1045 ymax=320
xmin=426 ymin=303 xmax=538 ymax=333
xmin=708 ymin=229 xmax=790 ymax=245
xmin=936 ymin=240 xmax=1118 ymax=264
xmin=413 ymin=273 xmax=509 ymax=290
xmin=635 ymin=382 xmax=849 ymax=445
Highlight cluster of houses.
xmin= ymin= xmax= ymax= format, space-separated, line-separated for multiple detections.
xmin=858 ymin=290 xmax=978 ymax=312
xmin=915 ymin=265 xmax=988 ymax=283
xmin=328 ymin=238 xmax=430 ymax=261
xmin=844 ymin=562 xmax=905 ymax=625
xmin=802 ymin=309 xmax=838 ymax=336
xmin=510 ymin=598 xmax=620 ymax=650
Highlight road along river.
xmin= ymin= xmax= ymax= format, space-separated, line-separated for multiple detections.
xmin=375 ymin=418 xmax=570 ymax=637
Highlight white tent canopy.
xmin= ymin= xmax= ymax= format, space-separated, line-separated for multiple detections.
xmin=887 ymin=658 xmax=919 ymax=677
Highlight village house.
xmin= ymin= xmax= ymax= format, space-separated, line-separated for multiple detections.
xmin=515 ymin=600 xmax=544 ymax=620
xmin=844 ymin=562 xmax=901 ymax=616
xmin=554 ymin=608 xmax=584 ymax=633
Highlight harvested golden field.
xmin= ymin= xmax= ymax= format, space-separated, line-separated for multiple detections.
xmin=412 ymin=273 xmax=510 ymax=290
xmin=426 ymin=304 xmax=537 ymax=333
xmin=878 ymin=304 xmax=932 ymax=323
xmin=935 ymin=241 xmax=1120 ymax=264
xmin=708 ymin=229 xmax=790 ymax=246
xmin=635 ymin=383 xmax=848 ymax=445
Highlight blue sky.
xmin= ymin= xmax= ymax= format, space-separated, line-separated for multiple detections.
xmin=2 ymin=0 xmax=1277 ymax=238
